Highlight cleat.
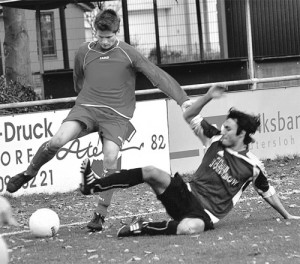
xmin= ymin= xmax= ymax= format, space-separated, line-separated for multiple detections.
xmin=6 ymin=172 xmax=34 ymax=193
xmin=87 ymin=212 xmax=105 ymax=231
xmin=80 ymin=158 xmax=96 ymax=195
xmin=117 ymin=216 xmax=147 ymax=237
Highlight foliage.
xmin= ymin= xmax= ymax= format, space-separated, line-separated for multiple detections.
xmin=148 ymin=46 xmax=183 ymax=64
xmin=0 ymin=75 xmax=50 ymax=115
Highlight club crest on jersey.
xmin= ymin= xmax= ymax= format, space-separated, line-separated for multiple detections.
xmin=99 ymin=56 xmax=109 ymax=60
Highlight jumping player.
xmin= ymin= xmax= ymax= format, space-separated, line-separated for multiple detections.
xmin=79 ymin=85 xmax=300 ymax=237
xmin=6 ymin=9 xmax=190 ymax=232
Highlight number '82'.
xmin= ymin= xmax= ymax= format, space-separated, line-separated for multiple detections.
xmin=151 ymin=135 xmax=166 ymax=150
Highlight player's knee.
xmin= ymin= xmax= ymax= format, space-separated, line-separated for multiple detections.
xmin=142 ymin=166 xmax=160 ymax=182
xmin=177 ymin=218 xmax=205 ymax=235
xmin=43 ymin=140 xmax=59 ymax=153
xmin=103 ymin=153 xmax=118 ymax=168
xmin=49 ymin=137 xmax=67 ymax=150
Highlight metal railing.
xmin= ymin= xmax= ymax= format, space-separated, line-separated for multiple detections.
xmin=0 ymin=74 xmax=300 ymax=110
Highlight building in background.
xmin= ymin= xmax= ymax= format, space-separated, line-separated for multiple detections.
xmin=0 ymin=0 xmax=299 ymax=98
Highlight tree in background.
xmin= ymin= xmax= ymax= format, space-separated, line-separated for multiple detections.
xmin=2 ymin=6 xmax=33 ymax=87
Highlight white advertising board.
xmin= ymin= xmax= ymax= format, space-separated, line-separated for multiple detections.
xmin=0 ymin=100 xmax=170 ymax=196
xmin=168 ymin=86 xmax=300 ymax=174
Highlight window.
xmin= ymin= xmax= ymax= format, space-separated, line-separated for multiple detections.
xmin=40 ymin=12 xmax=56 ymax=56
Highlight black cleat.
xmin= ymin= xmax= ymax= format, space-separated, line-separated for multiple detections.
xmin=6 ymin=172 xmax=34 ymax=193
xmin=87 ymin=212 xmax=105 ymax=231
xmin=79 ymin=158 xmax=96 ymax=195
xmin=117 ymin=217 xmax=147 ymax=237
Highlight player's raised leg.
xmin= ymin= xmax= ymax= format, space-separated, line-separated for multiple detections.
xmin=6 ymin=121 xmax=83 ymax=193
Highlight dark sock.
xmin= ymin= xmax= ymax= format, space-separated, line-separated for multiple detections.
xmin=93 ymin=168 xmax=144 ymax=192
xmin=142 ymin=220 xmax=179 ymax=235
xmin=26 ymin=141 xmax=58 ymax=176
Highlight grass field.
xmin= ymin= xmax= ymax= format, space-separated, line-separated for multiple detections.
xmin=1 ymin=156 xmax=300 ymax=264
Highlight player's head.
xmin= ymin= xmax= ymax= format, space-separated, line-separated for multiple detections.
xmin=94 ymin=9 xmax=120 ymax=50
xmin=221 ymin=108 xmax=260 ymax=148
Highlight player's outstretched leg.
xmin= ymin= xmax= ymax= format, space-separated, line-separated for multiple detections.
xmin=80 ymin=160 xmax=144 ymax=195
xmin=117 ymin=217 xmax=148 ymax=237
xmin=7 ymin=141 xmax=57 ymax=193
xmin=6 ymin=172 xmax=34 ymax=193
xmin=117 ymin=217 xmax=179 ymax=237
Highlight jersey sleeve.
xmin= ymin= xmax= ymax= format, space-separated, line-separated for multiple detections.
xmin=189 ymin=114 xmax=221 ymax=148
xmin=130 ymin=49 xmax=188 ymax=106
xmin=73 ymin=43 xmax=87 ymax=94
xmin=252 ymin=165 xmax=276 ymax=198
xmin=190 ymin=114 xmax=220 ymax=139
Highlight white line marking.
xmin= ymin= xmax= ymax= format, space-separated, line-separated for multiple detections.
xmin=1 ymin=209 xmax=166 ymax=237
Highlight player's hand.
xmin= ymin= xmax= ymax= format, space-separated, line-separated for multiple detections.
xmin=286 ymin=214 xmax=300 ymax=220
xmin=207 ymin=85 xmax=227 ymax=99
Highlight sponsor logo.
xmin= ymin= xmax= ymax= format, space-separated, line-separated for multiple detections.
xmin=258 ymin=111 xmax=300 ymax=133
xmin=99 ymin=56 xmax=109 ymax=60
xmin=209 ymin=157 xmax=239 ymax=186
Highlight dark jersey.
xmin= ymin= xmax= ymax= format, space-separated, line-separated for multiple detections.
xmin=188 ymin=115 xmax=274 ymax=220
xmin=73 ymin=40 xmax=188 ymax=119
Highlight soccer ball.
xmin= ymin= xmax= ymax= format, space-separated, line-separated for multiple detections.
xmin=29 ymin=208 xmax=60 ymax=237
xmin=0 ymin=236 xmax=9 ymax=264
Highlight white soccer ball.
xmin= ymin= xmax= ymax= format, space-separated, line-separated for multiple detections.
xmin=29 ymin=208 xmax=60 ymax=237
xmin=0 ymin=236 xmax=9 ymax=264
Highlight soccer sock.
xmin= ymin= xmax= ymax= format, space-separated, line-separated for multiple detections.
xmin=142 ymin=220 xmax=179 ymax=235
xmin=95 ymin=168 xmax=143 ymax=217
xmin=96 ymin=189 xmax=114 ymax=218
xmin=92 ymin=168 xmax=144 ymax=192
xmin=26 ymin=141 xmax=58 ymax=176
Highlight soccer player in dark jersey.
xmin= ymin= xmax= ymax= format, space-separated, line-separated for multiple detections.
xmin=79 ymin=85 xmax=300 ymax=237
xmin=6 ymin=9 xmax=190 ymax=231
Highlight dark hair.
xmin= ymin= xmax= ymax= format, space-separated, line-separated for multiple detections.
xmin=227 ymin=108 xmax=261 ymax=145
xmin=94 ymin=9 xmax=120 ymax=33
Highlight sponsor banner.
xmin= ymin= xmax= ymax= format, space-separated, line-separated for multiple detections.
xmin=168 ymin=86 xmax=300 ymax=174
xmin=0 ymin=100 xmax=170 ymax=196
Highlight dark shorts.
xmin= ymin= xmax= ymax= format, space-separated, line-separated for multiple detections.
xmin=157 ymin=173 xmax=214 ymax=231
xmin=63 ymin=105 xmax=134 ymax=148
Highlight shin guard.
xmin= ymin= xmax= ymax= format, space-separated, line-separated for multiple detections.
xmin=93 ymin=168 xmax=144 ymax=192
xmin=26 ymin=141 xmax=58 ymax=176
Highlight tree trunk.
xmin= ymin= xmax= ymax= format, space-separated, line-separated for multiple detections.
xmin=3 ymin=7 xmax=33 ymax=87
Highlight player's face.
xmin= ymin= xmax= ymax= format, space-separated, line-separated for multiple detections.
xmin=95 ymin=30 xmax=117 ymax=50
xmin=220 ymin=118 xmax=241 ymax=147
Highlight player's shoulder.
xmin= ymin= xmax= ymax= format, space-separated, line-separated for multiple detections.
xmin=118 ymin=41 xmax=140 ymax=55
xmin=118 ymin=40 xmax=134 ymax=49
xmin=244 ymin=150 xmax=265 ymax=168
xmin=77 ymin=41 xmax=94 ymax=53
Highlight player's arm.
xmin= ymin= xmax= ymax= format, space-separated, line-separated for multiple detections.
xmin=253 ymin=170 xmax=300 ymax=220
xmin=182 ymin=85 xmax=225 ymax=145
xmin=132 ymin=52 xmax=189 ymax=106
xmin=73 ymin=46 xmax=85 ymax=94
xmin=183 ymin=85 xmax=226 ymax=123
xmin=264 ymin=193 xmax=300 ymax=219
